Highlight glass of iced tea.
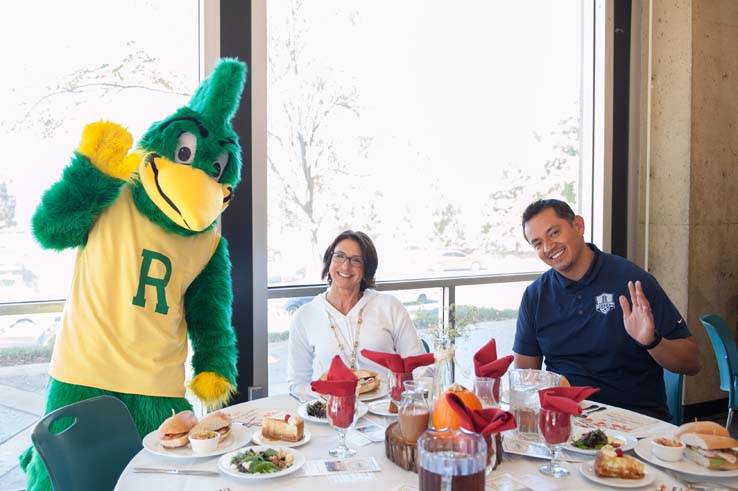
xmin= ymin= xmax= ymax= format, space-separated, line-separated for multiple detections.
xmin=538 ymin=408 xmax=571 ymax=477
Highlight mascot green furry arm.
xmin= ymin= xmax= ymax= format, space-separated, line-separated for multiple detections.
xmin=20 ymin=58 xmax=247 ymax=491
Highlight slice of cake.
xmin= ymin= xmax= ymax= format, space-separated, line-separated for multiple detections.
xmin=261 ymin=412 xmax=304 ymax=442
xmin=594 ymin=445 xmax=645 ymax=479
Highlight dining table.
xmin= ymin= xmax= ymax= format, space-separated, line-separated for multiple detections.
xmin=115 ymin=394 xmax=738 ymax=491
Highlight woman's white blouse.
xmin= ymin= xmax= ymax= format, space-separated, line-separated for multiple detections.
xmin=287 ymin=289 xmax=426 ymax=386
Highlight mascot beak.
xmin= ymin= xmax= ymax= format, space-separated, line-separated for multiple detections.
xmin=139 ymin=155 xmax=229 ymax=231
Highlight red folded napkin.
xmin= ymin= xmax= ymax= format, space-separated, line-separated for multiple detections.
xmin=445 ymin=393 xmax=517 ymax=436
xmin=360 ymin=349 xmax=435 ymax=374
xmin=473 ymin=339 xmax=514 ymax=378
xmin=310 ymin=356 xmax=358 ymax=396
xmin=538 ymin=386 xmax=600 ymax=415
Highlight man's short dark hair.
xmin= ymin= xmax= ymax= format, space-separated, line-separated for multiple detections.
xmin=521 ymin=199 xmax=576 ymax=240
xmin=321 ymin=230 xmax=378 ymax=291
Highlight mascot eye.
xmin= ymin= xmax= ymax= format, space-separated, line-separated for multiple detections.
xmin=211 ymin=152 xmax=229 ymax=181
xmin=174 ymin=132 xmax=197 ymax=164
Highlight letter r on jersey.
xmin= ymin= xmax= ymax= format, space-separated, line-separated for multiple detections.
xmin=132 ymin=249 xmax=172 ymax=314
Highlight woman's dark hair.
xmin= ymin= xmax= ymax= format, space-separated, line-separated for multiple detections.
xmin=521 ymin=199 xmax=576 ymax=241
xmin=321 ymin=230 xmax=378 ymax=291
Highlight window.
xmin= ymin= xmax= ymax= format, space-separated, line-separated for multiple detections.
xmin=264 ymin=0 xmax=607 ymax=394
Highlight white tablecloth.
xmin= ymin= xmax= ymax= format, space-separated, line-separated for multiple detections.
xmin=113 ymin=395 xmax=725 ymax=491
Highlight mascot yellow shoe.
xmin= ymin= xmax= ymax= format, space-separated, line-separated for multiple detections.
xmin=20 ymin=58 xmax=247 ymax=491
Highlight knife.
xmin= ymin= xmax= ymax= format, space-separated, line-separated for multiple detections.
xmin=133 ymin=467 xmax=220 ymax=476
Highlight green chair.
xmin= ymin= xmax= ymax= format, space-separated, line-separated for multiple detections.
xmin=699 ymin=313 xmax=738 ymax=429
xmin=663 ymin=368 xmax=683 ymax=425
xmin=32 ymin=395 xmax=142 ymax=491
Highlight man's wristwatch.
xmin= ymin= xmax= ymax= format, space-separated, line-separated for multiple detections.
xmin=638 ymin=331 xmax=662 ymax=350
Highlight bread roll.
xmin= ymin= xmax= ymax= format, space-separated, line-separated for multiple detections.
xmin=675 ymin=421 xmax=729 ymax=438
xmin=680 ymin=433 xmax=738 ymax=451
xmin=158 ymin=410 xmax=198 ymax=449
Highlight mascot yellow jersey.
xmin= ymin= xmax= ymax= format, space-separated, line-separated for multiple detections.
xmin=49 ymin=186 xmax=219 ymax=397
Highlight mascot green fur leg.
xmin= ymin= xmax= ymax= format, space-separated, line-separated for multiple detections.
xmin=21 ymin=378 xmax=192 ymax=491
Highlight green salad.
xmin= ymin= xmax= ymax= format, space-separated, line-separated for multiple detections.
xmin=229 ymin=448 xmax=294 ymax=474
xmin=306 ymin=400 xmax=326 ymax=418
xmin=571 ymin=429 xmax=609 ymax=449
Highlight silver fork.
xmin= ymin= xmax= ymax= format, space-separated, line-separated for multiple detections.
xmin=667 ymin=471 xmax=738 ymax=491
xmin=680 ymin=481 xmax=738 ymax=491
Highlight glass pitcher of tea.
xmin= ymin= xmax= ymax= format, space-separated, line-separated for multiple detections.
xmin=417 ymin=427 xmax=487 ymax=491
xmin=398 ymin=382 xmax=430 ymax=443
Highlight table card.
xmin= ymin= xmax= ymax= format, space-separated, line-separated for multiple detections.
xmin=302 ymin=457 xmax=381 ymax=476
xmin=572 ymin=408 xmax=654 ymax=433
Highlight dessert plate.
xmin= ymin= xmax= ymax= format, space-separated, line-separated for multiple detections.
xmin=297 ymin=400 xmax=368 ymax=424
xmin=358 ymin=382 xmax=389 ymax=401
xmin=367 ymin=399 xmax=398 ymax=417
xmin=218 ymin=446 xmax=305 ymax=480
xmin=633 ymin=437 xmax=738 ymax=477
xmin=578 ymin=462 xmax=655 ymax=488
xmin=142 ymin=424 xmax=252 ymax=458
xmin=252 ymin=429 xmax=312 ymax=448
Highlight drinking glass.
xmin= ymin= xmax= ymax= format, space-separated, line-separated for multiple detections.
xmin=538 ymin=408 xmax=571 ymax=478
xmin=508 ymin=369 xmax=560 ymax=441
xmin=326 ymin=393 xmax=359 ymax=457
xmin=473 ymin=376 xmax=500 ymax=408
xmin=389 ymin=372 xmax=413 ymax=412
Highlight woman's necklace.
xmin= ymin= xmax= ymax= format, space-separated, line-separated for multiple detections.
xmin=327 ymin=305 xmax=365 ymax=369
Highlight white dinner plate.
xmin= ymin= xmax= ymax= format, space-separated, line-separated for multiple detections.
xmin=566 ymin=431 xmax=638 ymax=455
xmin=297 ymin=400 xmax=368 ymax=424
xmin=251 ymin=429 xmax=312 ymax=448
xmin=578 ymin=462 xmax=655 ymax=488
xmin=310 ymin=381 xmax=389 ymax=402
xmin=359 ymin=381 xmax=390 ymax=401
xmin=142 ymin=423 xmax=253 ymax=458
xmin=633 ymin=437 xmax=738 ymax=477
xmin=218 ymin=446 xmax=305 ymax=480
xmin=367 ymin=399 xmax=398 ymax=417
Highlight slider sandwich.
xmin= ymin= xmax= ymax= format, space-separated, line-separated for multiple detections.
xmin=157 ymin=410 xmax=198 ymax=449
xmin=676 ymin=421 xmax=738 ymax=471
xmin=189 ymin=411 xmax=232 ymax=440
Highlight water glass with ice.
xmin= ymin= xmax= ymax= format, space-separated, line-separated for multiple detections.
xmin=508 ymin=369 xmax=559 ymax=442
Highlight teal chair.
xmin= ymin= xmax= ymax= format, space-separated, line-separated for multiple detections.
xmin=699 ymin=313 xmax=738 ymax=429
xmin=421 ymin=337 xmax=431 ymax=353
xmin=663 ymin=368 xmax=683 ymax=425
xmin=32 ymin=395 xmax=142 ymax=491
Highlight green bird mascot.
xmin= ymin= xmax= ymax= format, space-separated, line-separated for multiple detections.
xmin=20 ymin=58 xmax=247 ymax=491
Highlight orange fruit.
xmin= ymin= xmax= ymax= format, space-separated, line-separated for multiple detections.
xmin=559 ymin=375 xmax=570 ymax=387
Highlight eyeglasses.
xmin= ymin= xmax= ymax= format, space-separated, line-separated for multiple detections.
xmin=332 ymin=251 xmax=364 ymax=267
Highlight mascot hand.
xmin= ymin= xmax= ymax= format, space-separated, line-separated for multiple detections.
xmin=190 ymin=372 xmax=236 ymax=410
xmin=77 ymin=121 xmax=139 ymax=180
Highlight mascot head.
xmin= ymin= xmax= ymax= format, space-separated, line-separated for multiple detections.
xmin=132 ymin=58 xmax=247 ymax=234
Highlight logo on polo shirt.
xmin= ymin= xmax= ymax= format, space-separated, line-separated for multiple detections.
xmin=595 ymin=293 xmax=616 ymax=314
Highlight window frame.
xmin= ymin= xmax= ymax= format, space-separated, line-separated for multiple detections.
xmin=0 ymin=0 xmax=619 ymax=403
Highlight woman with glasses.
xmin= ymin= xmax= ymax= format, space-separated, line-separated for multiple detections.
xmin=287 ymin=230 xmax=425 ymax=386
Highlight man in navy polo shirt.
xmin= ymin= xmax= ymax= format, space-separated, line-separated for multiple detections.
xmin=513 ymin=199 xmax=701 ymax=420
